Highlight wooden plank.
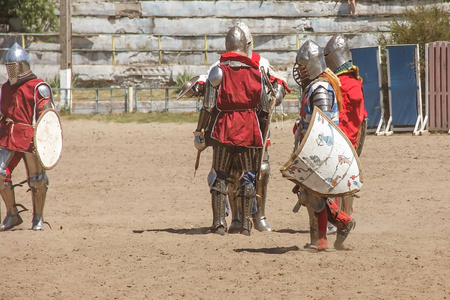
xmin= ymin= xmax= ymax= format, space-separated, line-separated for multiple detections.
xmin=429 ymin=43 xmax=436 ymax=130
xmin=442 ymin=42 xmax=450 ymax=131
xmin=429 ymin=41 xmax=450 ymax=131
xmin=436 ymin=43 xmax=442 ymax=129
xmin=60 ymin=0 xmax=72 ymax=70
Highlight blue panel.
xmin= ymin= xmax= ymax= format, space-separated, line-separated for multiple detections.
xmin=350 ymin=47 xmax=382 ymax=128
xmin=386 ymin=45 xmax=418 ymax=127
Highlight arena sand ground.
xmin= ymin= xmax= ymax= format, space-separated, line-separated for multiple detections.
xmin=1 ymin=119 xmax=449 ymax=299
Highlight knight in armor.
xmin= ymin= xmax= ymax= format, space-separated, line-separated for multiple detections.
xmin=291 ymin=40 xmax=355 ymax=250
xmin=0 ymin=43 xmax=55 ymax=231
xmin=180 ymin=22 xmax=289 ymax=233
xmin=324 ymin=33 xmax=367 ymax=153
xmin=193 ymin=24 xmax=283 ymax=236
xmin=323 ymin=33 xmax=368 ymax=234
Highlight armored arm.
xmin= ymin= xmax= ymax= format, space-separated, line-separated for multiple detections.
xmin=194 ymin=66 xmax=222 ymax=151
xmin=293 ymin=118 xmax=303 ymax=152
xmin=272 ymin=81 xmax=286 ymax=107
xmin=194 ymin=109 xmax=209 ymax=151
xmin=35 ymin=82 xmax=55 ymax=117
xmin=260 ymin=58 xmax=287 ymax=107
xmin=257 ymin=66 xmax=275 ymax=138
xmin=195 ymin=78 xmax=216 ymax=134
xmin=309 ymin=85 xmax=333 ymax=113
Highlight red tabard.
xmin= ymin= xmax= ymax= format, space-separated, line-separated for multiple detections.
xmin=211 ymin=53 xmax=263 ymax=147
xmin=0 ymin=78 xmax=47 ymax=152
xmin=337 ymin=73 xmax=368 ymax=147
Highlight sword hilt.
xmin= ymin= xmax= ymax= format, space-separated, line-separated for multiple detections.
xmin=193 ymin=129 xmax=205 ymax=176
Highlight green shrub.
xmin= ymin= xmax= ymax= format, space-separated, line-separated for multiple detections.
xmin=176 ymin=71 xmax=193 ymax=92
xmin=176 ymin=71 xmax=193 ymax=87
xmin=47 ymin=73 xmax=81 ymax=89
xmin=0 ymin=0 xmax=59 ymax=33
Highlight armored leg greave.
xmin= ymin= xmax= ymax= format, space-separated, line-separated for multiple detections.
xmin=300 ymin=190 xmax=328 ymax=250
xmin=341 ymin=195 xmax=354 ymax=216
xmin=317 ymin=208 xmax=328 ymax=250
xmin=334 ymin=195 xmax=356 ymax=250
xmin=235 ymin=148 xmax=257 ymax=236
xmin=305 ymin=203 xmax=319 ymax=247
xmin=209 ymin=145 xmax=233 ymax=235
xmin=326 ymin=197 xmax=355 ymax=250
xmin=240 ymin=183 xmax=255 ymax=236
xmin=210 ymin=178 xmax=228 ymax=235
xmin=228 ymin=174 xmax=242 ymax=234
xmin=326 ymin=198 xmax=352 ymax=228
xmin=334 ymin=219 xmax=356 ymax=250
xmin=304 ymin=205 xmax=328 ymax=251
xmin=253 ymin=152 xmax=272 ymax=232
xmin=254 ymin=177 xmax=270 ymax=231
xmin=24 ymin=154 xmax=48 ymax=230
xmin=29 ymin=178 xmax=48 ymax=230
xmin=0 ymin=182 xmax=22 ymax=231
xmin=0 ymin=149 xmax=22 ymax=231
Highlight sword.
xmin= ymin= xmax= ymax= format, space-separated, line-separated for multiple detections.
xmin=194 ymin=151 xmax=201 ymax=176
xmin=257 ymin=66 xmax=277 ymax=181
xmin=356 ymin=117 xmax=368 ymax=156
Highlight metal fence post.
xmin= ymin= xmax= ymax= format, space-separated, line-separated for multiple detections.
xmin=165 ymin=88 xmax=169 ymax=112
xmin=134 ymin=87 xmax=139 ymax=112
xmin=110 ymin=89 xmax=113 ymax=113
xmin=112 ymin=36 xmax=115 ymax=65
xmin=204 ymin=35 xmax=208 ymax=65
xmin=158 ymin=36 xmax=162 ymax=66
xmin=150 ymin=88 xmax=153 ymax=112
xmin=95 ymin=88 xmax=99 ymax=114
xmin=124 ymin=87 xmax=128 ymax=113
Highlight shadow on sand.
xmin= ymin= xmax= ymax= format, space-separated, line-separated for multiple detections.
xmin=132 ymin=227 xmax=211 ymax=235
xmin=273 ymin=228 xmax=309 ymax=234
xmin=132 ymin=227 xmax=310 ymax=236
xmin=234 ymin=245 xmax=300 ymax=254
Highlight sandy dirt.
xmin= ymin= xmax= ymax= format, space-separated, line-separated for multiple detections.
xmin=1 ymin=119 xmax=449 ymax=300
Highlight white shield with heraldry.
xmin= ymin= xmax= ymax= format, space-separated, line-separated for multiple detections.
xmin=33 ymin=109 xmax=63 ymax=170
xmin=280 ymin=107 xmax=363 ymax=197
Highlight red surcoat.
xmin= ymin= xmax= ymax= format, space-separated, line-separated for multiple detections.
xmin=211 ymin=52 xmax=263 ymax=148
xmin=337 ymin=69 xmax=368 ymax=147
xmin=0 ymin=78 xmax=49 ymax=153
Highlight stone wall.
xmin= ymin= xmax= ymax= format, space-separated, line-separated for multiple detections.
xmin=0 ymin=0 xmax=446 ymax=86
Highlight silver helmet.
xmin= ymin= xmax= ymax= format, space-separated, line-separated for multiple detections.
xmin=295 ymin=40 xmax=326 ymax=82
xmin=235 ymin=22 xmax=252 ymax=58
xmin=5 ymin=43 xmax=31 ymax=85
xmin=324 ymin=34 xmax=352 ymax=73
xmin=225 ymin=26 xmax=250 ymax=58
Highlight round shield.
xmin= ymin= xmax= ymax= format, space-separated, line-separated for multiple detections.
xmin=177 ymin=75 xmax=200 ymax=99
xmin=33 ymin=109 xmax=63 ymax=170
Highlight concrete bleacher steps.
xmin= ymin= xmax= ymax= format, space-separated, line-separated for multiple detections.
xmin=0 ymin=0 xmax=446 ymax=86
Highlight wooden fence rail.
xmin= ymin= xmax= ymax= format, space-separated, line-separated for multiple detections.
xmin=427 ymin=41 xmax=450 ymax=132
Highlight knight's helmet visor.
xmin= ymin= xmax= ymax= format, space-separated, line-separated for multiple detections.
xmin=296 ymin=40 xmax=326 ymax=81
xmin=5 ymin=42 xmax=31 ymax=85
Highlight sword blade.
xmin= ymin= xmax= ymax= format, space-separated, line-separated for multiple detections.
xmin=194 ymin=150 xmax=201 ymax=176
